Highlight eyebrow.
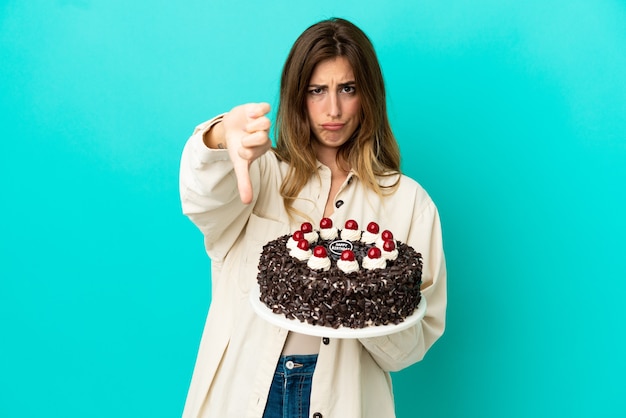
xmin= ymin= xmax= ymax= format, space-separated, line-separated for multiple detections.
xmin=308 ymin=81 xmax=356 ymax=88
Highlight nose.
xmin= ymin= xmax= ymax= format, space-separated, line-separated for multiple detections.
xmin=327 ymin=92 xmax=341 ymax=118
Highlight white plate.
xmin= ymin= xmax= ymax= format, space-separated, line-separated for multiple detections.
xmin=249 ymin=285 xmax=427 ymax=339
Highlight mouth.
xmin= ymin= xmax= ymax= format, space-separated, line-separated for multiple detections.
xmin=321 ymin=123 xmax=345 ymax=131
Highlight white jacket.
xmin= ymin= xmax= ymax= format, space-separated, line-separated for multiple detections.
xmin=179 ymin=116 xmax=447 ymax=418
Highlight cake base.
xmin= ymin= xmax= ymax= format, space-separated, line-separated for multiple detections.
xmin=249 ymin=286 xmax=427 ymax=339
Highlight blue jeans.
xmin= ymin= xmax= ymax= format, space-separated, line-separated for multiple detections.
xmin=262 ymin=354 xmax=318 ymax=418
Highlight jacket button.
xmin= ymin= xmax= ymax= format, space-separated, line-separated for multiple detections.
xmin=322 ymin=337 xmax=330 ymax=345
xmin=313 ymin=413 xmax=323 ymax=418
xmin=335 ymin=200 xmax=344 ymax=208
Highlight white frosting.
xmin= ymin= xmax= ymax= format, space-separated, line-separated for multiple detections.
xmin=337 ymin=259 xmax=359 ymax=273
xmin=289 ymin=247 xmax=312 ymax=261
xmin=286 ymin=237 xmax=299 ymax=250
xmin=307 ymin=255 xmax=331 ymax=271
xmin=360 ymin=231 xmax=378 ymax=244
xmin=362 ymin=255 xmax=386 ymax=270
xmin=381 ymin=248 xmax=398 ymax=261
xmin=376 ymin=237 xmax=397 ymax=248
xmin=340 ymin=228 xmax=361 ymax=241
xmin=287 ymin=224 xmax=401 ymax=272
xmin=319 ymin=227 xmax=338 ymax=240
xmin=303 ymin=231 xmax=319 ymax=243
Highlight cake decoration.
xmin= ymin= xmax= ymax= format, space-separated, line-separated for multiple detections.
xmin=300 ymin=222 xmax=319 ymax=243
xmin=290 ymin=239 xmax=312 ymax=261
xmin=340 ymin=219 xmax=361 ymax=241
xmin=319 ymin=217 xmax=338 ymax=240
xmin=256 ymin=219 xmax=423 ymax=329
xmin=337 ymin=249 xmax=359 ymax=273
xmin=361 ymin=221 xmax=380 ymax=244
xmin=307 ymin=245 xmax=331 ymax=271
xmin=376 ymin=229 xmax=396 ymax=248
xmin=287 ymin=230 xmax=305 ymax=250
xmin=362 ymin=247 xmax=386 ymax=270
xmin=380 ymin=239 xmax=399 ymax=261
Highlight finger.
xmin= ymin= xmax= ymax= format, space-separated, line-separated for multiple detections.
xmin=238 ymin=144 xmax=271 ymax=166
xmin=240 ymin=130 xmax=271 ymax=149
xmin=245 ymin=115 xmax=271 ymax=133
xmin=232 ymin=158 xmax=253 ymax=205
xmin=234 ymin=132 xmax=271 ymax=204
xmin=246 ymin=102 xmax=271 ymax=119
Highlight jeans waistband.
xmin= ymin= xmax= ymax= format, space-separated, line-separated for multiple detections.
xmin=275 ymin=354 xmax=318 ymax=376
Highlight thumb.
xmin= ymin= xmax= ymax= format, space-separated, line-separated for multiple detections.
xmin=232 ymin=157 xmax=253 ymax=204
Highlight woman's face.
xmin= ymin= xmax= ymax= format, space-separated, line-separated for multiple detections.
xmin=306 ymin=56 xmax=361 ymax=152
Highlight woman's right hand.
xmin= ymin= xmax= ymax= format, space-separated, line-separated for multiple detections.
xmin=206 ymin=102 xmax=272 ymax=204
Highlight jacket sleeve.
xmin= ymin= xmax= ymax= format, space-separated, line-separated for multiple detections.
xmin=358 ymin=194 xmax=447 ymax=372
xmin=179 ymin=116 xmax=260 ymax=262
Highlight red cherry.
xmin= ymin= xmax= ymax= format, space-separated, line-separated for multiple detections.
xmin=320 ymin=217 xmax=333 ymax=229
xmin=340 ymin=250 xmax=355 ymax=261
xmin=301 ymin=222 xmax=313 ymax=233
xmin=344 ymin=219 xmax=359 ymax=230
xmin=292 ymin=230 xmax=304 ymax=241
xmin=313 ymin=245 xmax=327 ymax=258
xmin=381 ymin=230 xmax=394 ymax=241
xmin=367 ymin=247 xmax=382 ymax=259
xmin=367 ymin=222 xmax=380 ymax=234
xmin=297 ymin=239 xmax=310 ymax=251
xmin=383 ymin=240 xmax=396 ymax=252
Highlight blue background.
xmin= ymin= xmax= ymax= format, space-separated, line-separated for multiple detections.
xmin=1 ymin=1 xmax=625 ymax=417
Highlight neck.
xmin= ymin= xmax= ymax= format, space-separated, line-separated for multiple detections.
xmin=315 ymin=145 xmax=350 ymax=175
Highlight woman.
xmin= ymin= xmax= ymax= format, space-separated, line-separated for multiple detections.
xmin=179 ymin=17 xmax=446 ymax=418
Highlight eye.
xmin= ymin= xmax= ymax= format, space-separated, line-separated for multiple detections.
xmin=308 ymin=87 xmax=325 ymax=95
xmin=340 ymin=85 xmax=356 ymax=94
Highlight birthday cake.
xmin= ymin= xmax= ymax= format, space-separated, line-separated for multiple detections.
xmin=256 ymin=219 xmax=423 ymax=329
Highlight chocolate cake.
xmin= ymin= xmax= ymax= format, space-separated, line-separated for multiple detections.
xmin=256 ymin=219 xmax=423 ymax=329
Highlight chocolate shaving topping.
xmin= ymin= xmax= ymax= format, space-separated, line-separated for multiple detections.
xmin=256 ymin=234 xmax=423 ymax=329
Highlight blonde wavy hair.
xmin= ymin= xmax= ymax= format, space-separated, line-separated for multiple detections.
xmin=273 ymin=18 xmax=401 ymax=219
